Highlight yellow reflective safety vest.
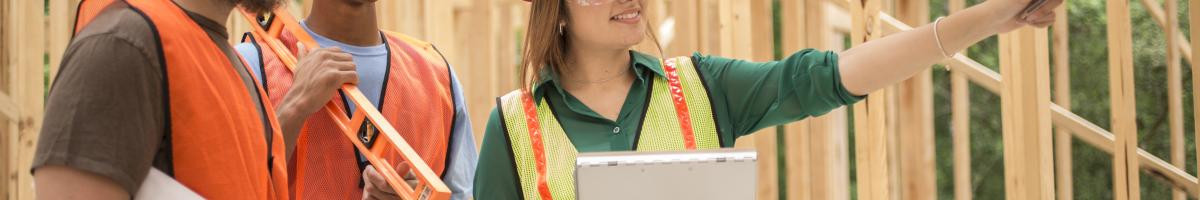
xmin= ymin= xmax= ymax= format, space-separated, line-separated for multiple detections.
xmin=497 ymin=56 xmax=722 ymax=200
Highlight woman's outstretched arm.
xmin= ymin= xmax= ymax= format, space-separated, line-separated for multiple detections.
xmin=837 ymin=0 xmax=1062 ymax=96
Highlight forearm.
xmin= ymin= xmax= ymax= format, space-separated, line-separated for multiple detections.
xmin=275 ymin=99 xmax=306 ymax=159
xmin=837 ymin=1 xmax=1007 ymax=95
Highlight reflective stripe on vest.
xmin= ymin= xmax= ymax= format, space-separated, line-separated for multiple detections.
xmin=75 ymin=0 xmax=288 ymax=199
xmin=248 ymin=25 xmax=455 ymax=199
xmin=498 ymin=56 xmax=721 ymax=200
xmin=637 ymin=56 xmax=721 ymax=150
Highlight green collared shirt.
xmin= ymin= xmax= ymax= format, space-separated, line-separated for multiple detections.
xmin=474 ymin=50 xmax=863 ymax=199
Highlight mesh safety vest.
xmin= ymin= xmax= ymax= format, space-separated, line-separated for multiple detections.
xmin=243 ymin=26 xmax=455 ymax=199
xmin=497 ymin=57 xmax=722 ymax=200
xmin=75 ymin=0 xmax=288 ymax=199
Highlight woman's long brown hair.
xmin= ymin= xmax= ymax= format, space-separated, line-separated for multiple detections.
xmin=520 ymin=0 xmax=665 ymax=90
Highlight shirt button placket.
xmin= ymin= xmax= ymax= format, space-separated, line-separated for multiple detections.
xmin=612 ymin=127 xmax=621 ymax=135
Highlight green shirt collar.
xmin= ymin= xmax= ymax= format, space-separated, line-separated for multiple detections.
xmin=532 ymin=51 xmax=665 ymax=99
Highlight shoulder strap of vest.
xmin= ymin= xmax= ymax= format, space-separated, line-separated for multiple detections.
xmin=74 ymin=0 xmax=184 ymax=176
xmin=380 ymin=31 xmax=452 ymax=75
xmin=671 ymin=56 xmax=722 ymax=148
xmin=382 ymin=31 xmax=433 ymax=48
xmin=636 ymin=56 xmax=722 ymax=150
xmin=240 ymin=33 xmax=269 ymax=91
xmin=497 ymin=90 xmax=578 ymax=200
xmin=661 ymin=57 xmax=699 ymax=149
xmin=497 ymin=90 xmax=555 ymax=199
xmin=379 ymin=30 xmax=457 ymax=174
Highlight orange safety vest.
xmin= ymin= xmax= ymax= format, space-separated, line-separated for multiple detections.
xmin=497 ymin=57 xmax=723 ymax=199
xmin=242 ymin=24 xmax=455 ymax=199
xmin=74 ymin=0 xmax=288 ymax=199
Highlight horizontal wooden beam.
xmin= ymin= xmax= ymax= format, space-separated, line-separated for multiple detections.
xmin=942 ymin=54 xmax=1002 ymax=93
xmin=1139 ymin=147 xmax=1199 ymax=198
xmin=826 ymin=2 xmax=851 ymax=33
xmin=878 ymin=14 xmax=907 ymax=34
xmin=1049 ymin=104 xmax=1199 ymax=197
xmin=830 ymin=0 xmax=850 ymax=11
xmin=1050 ymin=104 xmax=1113 ymax=151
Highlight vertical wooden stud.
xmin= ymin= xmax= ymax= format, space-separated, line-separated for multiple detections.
xmin=782 ymin=1 xmax=852 ymax=199
xmin=1051 ymin=0 xmax=1073 ymax=200
xmin=5 ymin=0 xmax=46 ymax=198
xmin=48 ymin=0 xmax=80 ymax=84
xmin=946 ymin=0 xmax=973 ymax=199
xmin=999 ymin=23 xmax=1055 ymax=200
xmin=1137 ymin=0 xmax=1193 ymax=64
xmin=893 ymin=0 xmax=936 ymax=199
xmin=850 ymin=0 xmax=891 ymax=199
xmin=781 ymin=1 xmax=813 ymax=199
xmin=456 ymin=0 xmax=496 ymax=145
xmin=1106 ymin=0 xmax=1139 ymax=198
xmin=1164 ymin=0 xmax=1186 ymax=199
xmin=950 ymin=60 xmax=972 ymax=200
xmin=1188 ymin=0 xmax=1200 ymax=198
xmin=0 ymin=0 xmax=9 ymax=196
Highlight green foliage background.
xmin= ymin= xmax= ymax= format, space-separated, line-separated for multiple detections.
xmin=767 ymin=0 xmax=1200 ymax=199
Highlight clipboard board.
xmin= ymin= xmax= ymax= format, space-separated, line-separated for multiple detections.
xmin=574 ymin=149 xmax=757 ymax=200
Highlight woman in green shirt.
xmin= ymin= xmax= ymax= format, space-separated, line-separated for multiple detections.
xmin=475 ymin=0 xmax=1061 ymax=199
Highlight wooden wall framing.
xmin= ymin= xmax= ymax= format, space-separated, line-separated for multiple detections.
xmin=2 ymin=0 xmax=47 ymax=199
xmin=4 ymin=0 xmax=1200 ymax=199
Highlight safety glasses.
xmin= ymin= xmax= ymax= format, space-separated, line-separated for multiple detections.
xmin=524 ymin=0 xmax=619 ymax=6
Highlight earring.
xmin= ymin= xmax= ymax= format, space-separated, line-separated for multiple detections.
xmin=558 ymin=22 xmax=565 ymax=36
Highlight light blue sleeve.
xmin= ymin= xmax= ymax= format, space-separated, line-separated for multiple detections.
xmin=443 ymin=67 xmax=478 ymax=200
xmin=234 ymin=42 xmax=264 ymax=83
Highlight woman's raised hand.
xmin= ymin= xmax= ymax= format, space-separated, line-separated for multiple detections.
xmin=991 ymin=0 xmax=1065 ymax=33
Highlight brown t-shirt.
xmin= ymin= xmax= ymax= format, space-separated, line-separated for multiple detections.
xmin=32 ymin=1 xmax=268 ymax=194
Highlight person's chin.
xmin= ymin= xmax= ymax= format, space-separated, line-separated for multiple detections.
xmin=237 ymin=0 xmax=283 ymax=14
xmin=614 ymin=39 xmax=644 ymax=49
xmin=619 ymin=33 xmax=645 ymax=44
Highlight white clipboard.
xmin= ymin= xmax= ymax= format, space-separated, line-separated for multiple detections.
xmin=575 ymin=149 xmax=758 ymax=200
xmin=135 ymin=168 xmax=203 ymax=200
